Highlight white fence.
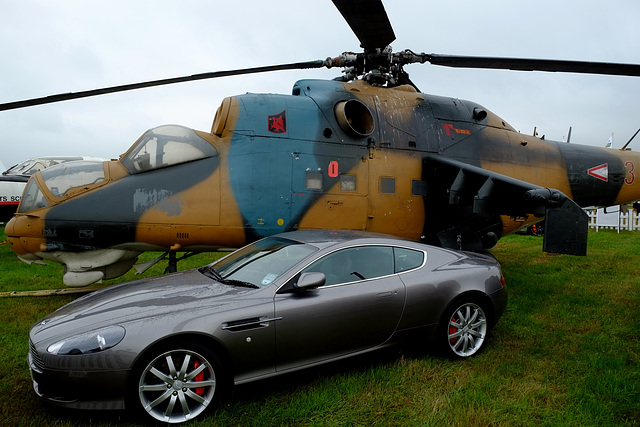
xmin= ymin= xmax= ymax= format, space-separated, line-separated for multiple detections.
xmin=585 ymin=206 xmax=640 ymax=232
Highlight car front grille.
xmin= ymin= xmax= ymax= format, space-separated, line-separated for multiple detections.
xmin=29 ymin=340 xmax=45 ymax=371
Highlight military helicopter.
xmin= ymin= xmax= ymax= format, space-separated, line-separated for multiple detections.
xmin=4 ymin=0 xmax=640 ymax=287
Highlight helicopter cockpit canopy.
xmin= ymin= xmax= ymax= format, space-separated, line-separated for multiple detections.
xmin=18 ymin=160 xmax=106 ymax=213
xmin=121 ymin=125 xmax=218 ymax=174
xmin=5 ymin=157 xmax=76 ymax=177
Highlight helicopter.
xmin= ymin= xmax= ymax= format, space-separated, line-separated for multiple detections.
xmin=4 ymin=0 xmax=640 ymax=287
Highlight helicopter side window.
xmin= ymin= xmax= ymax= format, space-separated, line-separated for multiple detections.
xmin=121 ymin=125 xmax=218 ymax=174
xmin=380 ymin=177 xmax=396 ymax=194
xmin=340 ymin=174 xmax=356 ymax=191
xmin=412 ymin=179 xmax=427 ymax=196
xmin=305 ymin=171 xmax=323 ymax=191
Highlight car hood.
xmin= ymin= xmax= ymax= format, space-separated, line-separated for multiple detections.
xmin=32 ymin=268 xmax=259 ymax=342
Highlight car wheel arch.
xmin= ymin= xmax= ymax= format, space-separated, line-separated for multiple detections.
xmin=443 ymin=291 xmax=495 ymax=327
xmin=130 ymin=332 xmax=232 ymax=373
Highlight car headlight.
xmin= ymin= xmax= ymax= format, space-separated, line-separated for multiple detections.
xmin=47 ymin=326 xmax=126 ymax=355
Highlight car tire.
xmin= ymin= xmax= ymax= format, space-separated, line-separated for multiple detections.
xmin=129 ymin=342 xmax=225 ymax=424
xmin=440 ymin=298 xmax=489 ymax=359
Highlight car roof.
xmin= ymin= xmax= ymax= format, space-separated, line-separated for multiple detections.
xmin=274 ymin=229 xmax=413 ymax=248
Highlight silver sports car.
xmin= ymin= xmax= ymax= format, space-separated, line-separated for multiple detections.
xmin=28 ymin=230 xmax=507 ymax=424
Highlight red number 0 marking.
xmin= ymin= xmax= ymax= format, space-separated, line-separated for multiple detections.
xmin=328 ymin=161 xmax=339 ymax=178
xmin=625 ymin=161 xmax=635 ymax=185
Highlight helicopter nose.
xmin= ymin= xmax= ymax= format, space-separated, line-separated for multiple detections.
xmin=5 ymin=214 xmax=46 ymax=258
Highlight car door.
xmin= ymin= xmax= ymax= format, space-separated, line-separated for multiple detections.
xmin=273 ymin=245 xmax=406 ymax=372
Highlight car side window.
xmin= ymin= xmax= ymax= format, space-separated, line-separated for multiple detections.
xmin=301 ymin=246 xmax=394 ymax=286
xmin=393 ymin=247 xmax=424 ymax=273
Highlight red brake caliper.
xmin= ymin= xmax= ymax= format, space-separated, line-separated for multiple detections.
xmin=194 ymin=361 xmax=205 ymax=396
xmin=449 ymin=316 xmax=458 ymax=344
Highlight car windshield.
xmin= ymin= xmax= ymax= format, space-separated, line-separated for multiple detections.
xmin=121 ymin=125 xmax=218 ymax=174
xmin=205 ymin=237 xmax=317 ymax=288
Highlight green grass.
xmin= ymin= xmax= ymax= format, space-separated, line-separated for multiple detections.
xmin=0 ymin=226 xmax=638 ymax=426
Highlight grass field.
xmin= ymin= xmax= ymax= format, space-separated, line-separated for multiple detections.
xmin=0 ymin=226 xmax=638 ymax=426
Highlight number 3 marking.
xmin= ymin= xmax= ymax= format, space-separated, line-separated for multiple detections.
xmin=625 ymin=161 xmax=635 ymax=185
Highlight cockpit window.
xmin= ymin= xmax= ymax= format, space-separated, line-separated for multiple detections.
xmin=4 ymin=156 xmax=85 ymax=176
xmin=40 ymin=161 xmax=106 ymax=198
xmin=5 ymin=159 xmax=44 ymax=176
xmin=121 ymin=125 xmax=218 ymax=174
xmin=17 ymin=179 xmax=49 ymax=213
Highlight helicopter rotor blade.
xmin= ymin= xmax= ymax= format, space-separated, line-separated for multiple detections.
xmin=424 ymin=54 xmax=640 ymax=77
xmin=621 ymin=128 xmax=640 ymax=151
xmin=0 ymin=60 xmax=327 ymax=111
xmin=332 ymin=0 xmax=395 ymax=51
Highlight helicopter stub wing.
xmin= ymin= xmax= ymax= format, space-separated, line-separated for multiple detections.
xmin=423 ymin=155 xmax=589 ymax=256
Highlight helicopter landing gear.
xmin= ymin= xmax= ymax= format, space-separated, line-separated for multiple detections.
xmin=166 ymin=251 xmax=178 ymax=274
xmin=163 ymin=251 xmax=199 ymax=275
xmin=134 ymin=250 xmax=199 ymax=276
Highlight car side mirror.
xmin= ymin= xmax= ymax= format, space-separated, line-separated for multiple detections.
xmin=295 ymin=272 xmax=325 ymax=290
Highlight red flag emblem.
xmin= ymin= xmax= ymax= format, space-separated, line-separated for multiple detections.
xmin=268 ymin=110 xmax=287 ymax=134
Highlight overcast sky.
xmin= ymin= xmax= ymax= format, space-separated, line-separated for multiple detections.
xmin=1 ymin=0 xmax=639 ymax=168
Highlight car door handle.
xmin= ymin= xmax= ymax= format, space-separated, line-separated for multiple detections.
xmin=376 ymin=291 xmax=395 ymax=298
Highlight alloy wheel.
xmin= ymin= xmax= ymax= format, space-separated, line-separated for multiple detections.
xmin=447 ymin=302 xmax=488 ymax=358
xmin=138 ymin=348 xmax=217 ymax=423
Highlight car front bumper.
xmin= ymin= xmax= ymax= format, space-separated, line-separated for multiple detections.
xmin=28 ymin=351 xmax=129 ymax=410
